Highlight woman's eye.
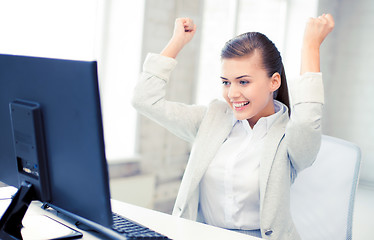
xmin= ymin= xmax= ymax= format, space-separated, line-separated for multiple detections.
xmin=222 ymin=81 xmax=230 ymax=86
xmin=240 ymin=80 xmax=250 ymax=85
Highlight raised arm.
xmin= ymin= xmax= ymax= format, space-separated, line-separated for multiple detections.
xmin=133 ymin=18 xmax=206 ymax=143
xmin=300 ymin=14 xmax=335 ymax=74
xmin=161 ymin=18 xmax=196 ymax=59
xmin=287 ymin=14 xmax=334 ymax=175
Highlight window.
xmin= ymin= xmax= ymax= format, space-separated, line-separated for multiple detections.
xmin=0 ymin=0 xmax=98 ymax=60
xmin=0 ymin=0 xmax=144 ymax=162
xmin=97 ymin=0 xmax=144 ymax=162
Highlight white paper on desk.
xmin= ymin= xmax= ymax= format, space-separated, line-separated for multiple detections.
xmin=0 ymin=199 xmax=12 ymax=218
xmin=0 ymin=186 xmax=17 ymax=199
xmin=0 ymin=186 xmax=17 ymax=217
xmin=22 ymin=215 xmax=81 ymax=240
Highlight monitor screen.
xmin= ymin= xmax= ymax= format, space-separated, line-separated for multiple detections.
xmin=0 ymin=53 xmax=113 ymax=228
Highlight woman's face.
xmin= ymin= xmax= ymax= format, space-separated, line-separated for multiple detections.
xmin=221 ymin=51 xmax=281 ymax=128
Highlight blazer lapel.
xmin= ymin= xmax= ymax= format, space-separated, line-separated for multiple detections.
xmin=259 ymin=111 xmax=288 ymax=205
xmin=183 ymin=103 xmax=233 ymax=201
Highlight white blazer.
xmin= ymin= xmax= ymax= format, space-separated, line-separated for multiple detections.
xmin=132 ymin=53 xmax=325 ymax=240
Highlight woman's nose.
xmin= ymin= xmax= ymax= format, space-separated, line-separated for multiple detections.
xmin=228 ymin=84 xmax=240 ymax=99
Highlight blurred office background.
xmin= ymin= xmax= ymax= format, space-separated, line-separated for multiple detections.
xmin=0 ymin=0 xmax=373 ymax=239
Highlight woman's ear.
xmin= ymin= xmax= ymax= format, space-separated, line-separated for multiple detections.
xmin=270 ymin=72 xmax=281 ymax=92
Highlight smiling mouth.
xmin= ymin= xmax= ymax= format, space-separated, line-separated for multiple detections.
xmin=233 ymin=101 xmax=250 ymax=108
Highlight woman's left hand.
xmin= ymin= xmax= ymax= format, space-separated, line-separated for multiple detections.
xmin=303 ymin=13 xmax=335 ymax=49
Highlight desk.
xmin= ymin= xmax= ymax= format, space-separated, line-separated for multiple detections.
xmin=1 ymin=187 xmax=261 ymax=240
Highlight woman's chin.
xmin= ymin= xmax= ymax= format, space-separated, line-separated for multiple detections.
xmin=233 ymin=112 xmax=253 ymax=121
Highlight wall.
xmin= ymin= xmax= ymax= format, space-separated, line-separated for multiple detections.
xmin=318 ymin=0 xmax=374 ymax=186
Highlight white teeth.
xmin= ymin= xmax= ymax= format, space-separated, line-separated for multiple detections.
xmin=233 ymin=102 xmax=249 ymax=107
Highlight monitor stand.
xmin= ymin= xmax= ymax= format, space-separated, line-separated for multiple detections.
xmin=0 ymin=181 xmax=35 ymax=240
xmin=0 ymin=182 xmax=83 ymax=240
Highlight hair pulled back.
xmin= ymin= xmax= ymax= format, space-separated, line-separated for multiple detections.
xmin=221 ymin=32 xmax=290 ymax=114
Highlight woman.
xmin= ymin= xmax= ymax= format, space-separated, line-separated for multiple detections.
xmin=132 ymin=14 xmax=334 ymax=239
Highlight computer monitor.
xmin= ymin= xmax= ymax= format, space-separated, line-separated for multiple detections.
xmin=0 ymin=53 xmax=114 ymax=238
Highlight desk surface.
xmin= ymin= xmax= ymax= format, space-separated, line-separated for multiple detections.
xmin=0 ymin=187 xmax=261 ymax=240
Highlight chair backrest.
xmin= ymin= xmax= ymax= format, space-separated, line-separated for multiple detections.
xmin=290 ymin=135 xmax=361 ymax=240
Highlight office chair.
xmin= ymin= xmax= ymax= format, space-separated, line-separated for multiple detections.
xmin=290 ymin=135 xmax=361 ymax=240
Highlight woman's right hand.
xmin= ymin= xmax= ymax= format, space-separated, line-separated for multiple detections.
xmin=161 ymin=18 xmax=196 ymax=59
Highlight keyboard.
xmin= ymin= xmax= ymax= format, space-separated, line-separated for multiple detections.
xmin=112 ymin=213 xmax=170 ymax=239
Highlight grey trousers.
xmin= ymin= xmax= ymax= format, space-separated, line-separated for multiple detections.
xmin=229 ymin=229 xmax=262 ymax=238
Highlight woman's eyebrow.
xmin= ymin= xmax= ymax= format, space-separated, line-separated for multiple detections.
xmin=236 ymin=75 xmax=251 ymax=79
xmin=220 ymin=75 xmax=251 ymax=80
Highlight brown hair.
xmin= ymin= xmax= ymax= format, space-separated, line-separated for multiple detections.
xmin=221 ymin=32 xmax=290 ymax=115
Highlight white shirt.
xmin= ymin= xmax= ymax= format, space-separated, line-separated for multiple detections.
xmin=200 ymin=100 xmax=284 ymax=230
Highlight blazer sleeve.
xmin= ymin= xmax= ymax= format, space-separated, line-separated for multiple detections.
xmin=286 ymin=72 xmax=324 ymax=174
xmin=132 ymin=53 xmax=207 ymax=143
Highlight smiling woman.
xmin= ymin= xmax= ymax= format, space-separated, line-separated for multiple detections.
xmin=132 ymin=12 xmax=334 ymax=239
